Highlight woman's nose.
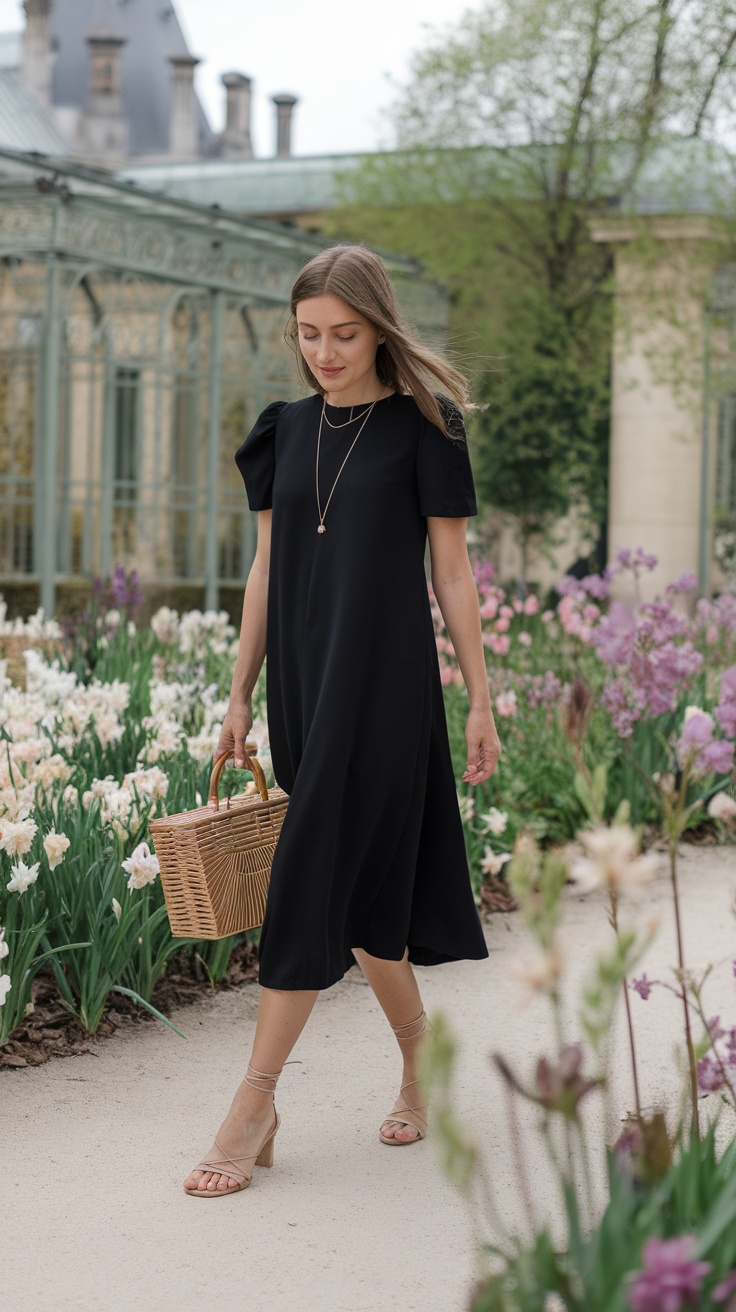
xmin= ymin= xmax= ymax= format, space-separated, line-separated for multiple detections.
xmin=316 ymin=339 xmax=336 ymax=364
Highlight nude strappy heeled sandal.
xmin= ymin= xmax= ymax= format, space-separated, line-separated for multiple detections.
xmin=184 ymin=1061 xmax=295 ymax=1198
xmin=379 ymin=1009 xmax=431 ymax=1146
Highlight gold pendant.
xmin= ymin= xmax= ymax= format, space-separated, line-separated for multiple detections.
xmin=317 ymin=524 xmax=326 ymax=534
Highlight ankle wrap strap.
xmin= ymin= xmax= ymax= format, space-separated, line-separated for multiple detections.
xmin=390 ymin=1009 xmax=428 ymax=1042
xmin=243 ymin=1059 xmax=301 ymax=1094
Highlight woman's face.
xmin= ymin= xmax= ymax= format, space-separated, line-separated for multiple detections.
xmin=295 ymin=294 xmax=385 ymax=401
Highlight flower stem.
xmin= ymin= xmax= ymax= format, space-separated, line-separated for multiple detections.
xmin=669 ymin=839 xmax=700 ymax=1141
xmin=609 ymin=889 xmax=643 ymax=1123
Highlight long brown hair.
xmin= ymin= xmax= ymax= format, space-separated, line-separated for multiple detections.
xmin=285 ymin=244 xmax=469 ymax=436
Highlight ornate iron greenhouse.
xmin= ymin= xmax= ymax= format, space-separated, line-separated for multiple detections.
xmin=0 ymin=148 xmax=448 ymax=615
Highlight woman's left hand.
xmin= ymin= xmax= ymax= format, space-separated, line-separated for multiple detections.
xmin=462 ymin=707 xmax=502 ymax=785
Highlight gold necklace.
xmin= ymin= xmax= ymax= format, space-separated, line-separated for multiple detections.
xmin=315 ymin=397 xmax=377 ymax=533
xmin=322 ymin=403 xmax=372 ymax=430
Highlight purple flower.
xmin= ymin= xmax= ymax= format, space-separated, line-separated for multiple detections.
xmin=595 ymin=600 xmax=638 ymax=666
xmin=582 ymin=572 xmax=611 ymax=601
xmin=666 ymin=572 xmax=698 ymax=594
xmin=613 ymin=546 xmax=659 ymax=579
xmin=631 ymin=974 xmax=654 ymax=1000
xmin=697 ymin=1055 xmax=724 ymax=1094
xmin=714 ymin=1271 xmax=736 ymax=1304
xmin=676 ymin=712 xmax=734 ymax=778
xmin=715 ymin=666 xmax=736 ymax=738
xmin=628 ymin=1236 xmax=711 ymax=1312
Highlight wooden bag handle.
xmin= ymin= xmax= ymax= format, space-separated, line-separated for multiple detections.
xmin=208 ymin=742 xmax=269 ymax=809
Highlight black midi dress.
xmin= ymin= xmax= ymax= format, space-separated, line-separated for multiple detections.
xmin=234 ymin=391 xmax=489 ymax=990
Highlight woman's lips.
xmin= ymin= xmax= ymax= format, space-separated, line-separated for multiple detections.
xmin=319 ymin=367 xmax=344 ymax=377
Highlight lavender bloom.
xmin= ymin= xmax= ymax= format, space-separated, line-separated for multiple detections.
xmin=613 ymin=546 xmax=659 ymax=579
xmin=631 ymin=974 xmax=654 ymax=1000
xmin=666 ymin=572 xmax=698 ymax=594
xmin=715 ymin=666 xmax=736 ymax=738
xmin=628 ymin=1236 xmax=711 ymax=1312
xmin=676 ymin=712 xmax=735 ymax=777
xmin=697 ymin=1055 xmax=725 ymax=1094
xmin=714 ymin=1271 xmax=736 ymax=1304
xmin=594 ymin=600 xmax=637 ymax=666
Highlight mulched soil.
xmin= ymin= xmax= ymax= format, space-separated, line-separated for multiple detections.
xmin=0 ymin=886 xmax=513 ymax=1072
xmin=0 ymin=938 xmax=259 ymax=1071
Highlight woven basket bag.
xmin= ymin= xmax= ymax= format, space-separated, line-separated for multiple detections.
xmin=149 ymin=744 xmax=289 ymax=940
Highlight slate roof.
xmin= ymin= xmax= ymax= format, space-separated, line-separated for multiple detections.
xmin=0 ymin=70 xmax=69 ymax=155
xmin=49 ymin=0 xmax=215 ymax=157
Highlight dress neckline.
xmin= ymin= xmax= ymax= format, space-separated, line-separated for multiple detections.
xmin=322 ymin=391 xmax=397 ymax=413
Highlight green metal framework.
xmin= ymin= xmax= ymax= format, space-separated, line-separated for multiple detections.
xmin=0 ymin=149 xmax=449 ymax=615
xmin=704 ymin=265 xmax=736 ymax=594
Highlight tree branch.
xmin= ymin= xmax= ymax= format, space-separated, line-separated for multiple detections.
xmin=691 ymin=24 xmax=736 ymax=136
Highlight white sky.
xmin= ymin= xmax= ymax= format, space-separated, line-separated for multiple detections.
xmin=0 ymin=0 xmax=487 ymax=157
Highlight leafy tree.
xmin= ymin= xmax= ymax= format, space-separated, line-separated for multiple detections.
xmin=332 ymin=0 xmax=736 ymax=573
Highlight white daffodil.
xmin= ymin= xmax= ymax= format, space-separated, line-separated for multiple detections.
xmin=0 ymin=816 xmax=38 ymax=857
xmin=122 ymin=841 xmax=160 ymax=892
xmin=6 ymin=859 xmax=40 ymax=895
xmin=0 ymin=926 xmax=8 ymax=960
xmin=43 ymin=829 xmax=71 ymax=870
xmin=479 ymin=807 xmax=509 ymax=837
xmin=570 ymin=824 xmax=659 ymax=897
xmin=0 ymin=974 xmax=11 ymax=1006
xmin=480 ymin=846 xmax=512 ymax=877
xmin=111 ymin=898 xmax=122 ymax=923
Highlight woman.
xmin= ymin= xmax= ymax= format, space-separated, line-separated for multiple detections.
xmin=183 ymin=244 xmax=502 ymax=1197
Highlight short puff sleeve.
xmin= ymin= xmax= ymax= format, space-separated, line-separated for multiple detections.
xmin=234 ymin=400 xmax=287 ymax=511
xmin=416 ymin=398 xmax=477 ymax=518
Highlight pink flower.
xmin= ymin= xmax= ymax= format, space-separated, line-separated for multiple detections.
xmin=494 ymin=617 xmax=510 ymax=633
xmin=523 ymin=594 xmax=540 ymax=615
xmin=708 ymin=792 xmax=736 ymax=823
xmin=715 ymin=666 xmax=736 ymax=738
xmin=706 ymin=625 xmax=719 ymax=645
xmin=676 ymin=712 xmax=734 ymax=778
xmin=488 ymin=634 xmax=510 ymax=656
xmin=499 ymin=605 xmax=514 ymax=619
xmin=583 ymin=603 xmax=601 ymax=624
xmin=439 ymin=665 xmax=454 ymax=686
xmin=541 ymin=609 xmax=554 ymax=623
xmin=628 ymin=1236 xmax=711 ymax=1312
xmin=512 ymin=598 xmax=523 ymax=613
xmin=495 ymin=690 xmax=517 ymax=718
xmin=479 ymin=597 xmax=499 ymax=620
xmin=714 ymin=1271 xmax=736 ymax=1304
xmin=631 ymin=974 xmax=654 ymax=1000
xmin=517 ymin=631 xmax=532 ymax=647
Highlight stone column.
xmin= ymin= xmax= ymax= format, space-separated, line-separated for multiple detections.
xmin=589 ymin=214 xmax=720 ymax=601
xmin=22 ymin=0 xmax=54 ymax=105
xmin=221 ymin=72 xmax=253 ymax=159
xmin=272 ymin=94 xmax=298 ymax=158
xmin=169 ymin=54 xmax=200 ymax=161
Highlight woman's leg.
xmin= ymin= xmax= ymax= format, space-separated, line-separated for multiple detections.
xmin=352 ymin=947 xmax=428 ymax=1143
xmin=184 ymin=985 xmax=318 ymax=1192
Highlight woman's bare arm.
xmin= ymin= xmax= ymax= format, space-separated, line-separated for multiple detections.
xmin=426 ymin=516 xmax=502 ymax=786
xmin=216 ymin=509 xmax=271 ymax=767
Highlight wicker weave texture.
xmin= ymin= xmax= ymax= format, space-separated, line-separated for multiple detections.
xmin=149 ymin=786 xmax=289 ymax=939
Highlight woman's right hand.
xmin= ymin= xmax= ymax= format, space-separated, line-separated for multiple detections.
xmin=215 ymin=699 xmax=254 ymax=768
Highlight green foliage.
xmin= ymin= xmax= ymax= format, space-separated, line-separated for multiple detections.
xmin=334 ymin=0 xmax=736 ymax=572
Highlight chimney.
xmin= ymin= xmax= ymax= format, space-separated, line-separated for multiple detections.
xmin=272 ymin=94 xmax=298 ymax=159
xmin=22 ymin=0 xmax=54 ymax=105
xmin=81 ymin=28 xmax=129 ymax=159
xmin=169 ymin=54 xmax=200 ymax=160
xmin=220 ymin=72 xmax=253 ymax=159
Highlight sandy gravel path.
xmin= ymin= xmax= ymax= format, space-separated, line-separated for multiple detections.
xmin=4 ymin=845 xmax=735 ymax=1312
